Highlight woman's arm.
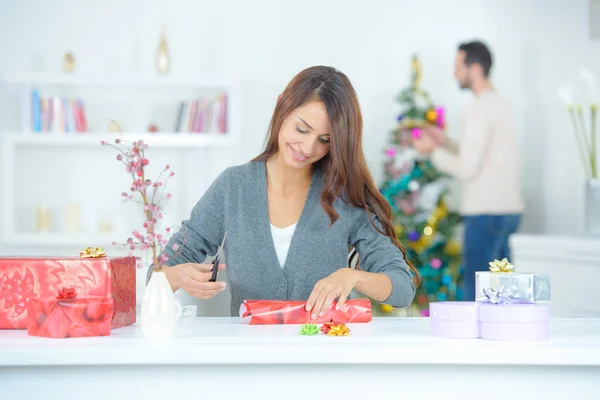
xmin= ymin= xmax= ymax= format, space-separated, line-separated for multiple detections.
xmin=147 ymin=168 xmax=229 ymax=293
xmin=350 ymin=212 xmax=416 ymax=308
xmin=306 ymin=211 xmax=416 ymax=319
xmin=353 ymin=269 xmax=393 ymax=302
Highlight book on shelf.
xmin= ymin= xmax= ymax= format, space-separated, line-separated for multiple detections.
xmin=31 ymin=89 xmax=88 ymax=133
xmin=176 ymin=93 xmax=227 ymax=134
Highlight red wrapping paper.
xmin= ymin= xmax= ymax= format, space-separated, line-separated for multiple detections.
xmin=27 ymin=293 xmax=114 ymax=338
xmin=0 ymin=256 xmax=135 ymax=329
xmin=239 ymin=299 xmax=372 ymax=325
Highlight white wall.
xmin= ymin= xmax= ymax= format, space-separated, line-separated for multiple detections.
xmin=1 ymin=0 xmax=599 ymax=235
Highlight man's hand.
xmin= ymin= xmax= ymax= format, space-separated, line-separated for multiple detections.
xmin=412 ymin=132 xmax=438 ymax=154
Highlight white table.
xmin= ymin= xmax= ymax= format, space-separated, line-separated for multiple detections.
xmin=1 ymin=317 xmax=599 ymax=400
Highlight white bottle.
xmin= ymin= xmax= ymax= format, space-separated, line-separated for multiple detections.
xmin=141 ymin=268 xmax=176 ymax=340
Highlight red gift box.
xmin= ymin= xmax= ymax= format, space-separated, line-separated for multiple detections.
xmin=0 ymin=256 xmax=136 ymax=329
xmin=27 ymin=288 xmax=114 ymax=338
xmin=239 ymin=299 xmax=372 ymax=325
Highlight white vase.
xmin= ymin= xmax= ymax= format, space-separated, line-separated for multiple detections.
xmin=585 ymin=178 xmax=600 ymax=236
xmin=156 ymin=23 xmax=170 ymax=74
xmin=141 ymin=269 xmax=176 ymax=340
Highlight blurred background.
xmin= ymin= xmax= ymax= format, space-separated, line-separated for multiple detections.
xmin=1 ymin=0 xmax=599 ymax=318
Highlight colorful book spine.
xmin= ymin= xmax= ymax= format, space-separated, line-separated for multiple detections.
xmin=31 ymin=89 xmax=42 ymax=132
xmin=176 ymin=93 xmax=228 ymax=134
xmin=29 ymin=91 xmax=88 ymax=133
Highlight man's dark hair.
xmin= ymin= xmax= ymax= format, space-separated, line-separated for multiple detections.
xmin=458 ymin=40 xmax=493 ymax=77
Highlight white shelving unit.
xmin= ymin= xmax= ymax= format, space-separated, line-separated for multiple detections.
xmin=0 ymin=73 xmax=241 ymax=250
xmin=3 ymin=232 xmax=119 ymax=248
xmin=5 ymin=132 xmax=235 ymax=148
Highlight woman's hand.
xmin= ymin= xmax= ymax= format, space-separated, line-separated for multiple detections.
xmin=305 ymin=268 xmax=359 ymax=319
xmin=164 ymin=263 xmax=227 ymax=299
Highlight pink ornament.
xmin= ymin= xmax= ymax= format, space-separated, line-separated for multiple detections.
xmin=385 ymin=147 xmax=397 ymax=157
xmin=420 ymin=309 xmax=430 ymax=317
xmin=435 ymin=106 xmax=445 ymax=127
xmin=411 ymin=128 xmax=421 ymax=139
xmin=431 ymin=258 xmax=442 ymax=269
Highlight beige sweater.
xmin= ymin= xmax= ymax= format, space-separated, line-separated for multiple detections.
xmin=431 ymin=89 xmax=524 ymax=216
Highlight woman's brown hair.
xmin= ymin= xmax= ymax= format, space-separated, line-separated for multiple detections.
xmin=253 ymin=66 xmax=420 ymax=288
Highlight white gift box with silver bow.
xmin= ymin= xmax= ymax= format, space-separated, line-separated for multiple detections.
xmin=475 ymin=271 xmax=551 ymax=304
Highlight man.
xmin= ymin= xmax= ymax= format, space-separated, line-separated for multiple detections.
xmin=413 ymin=40 xmax=524 ymax=301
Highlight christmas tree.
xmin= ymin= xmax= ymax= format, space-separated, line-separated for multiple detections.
xmin=374 ymin=55 xmax=463 ymax=317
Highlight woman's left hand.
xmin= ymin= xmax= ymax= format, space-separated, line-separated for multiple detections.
xmin=305 ymin=268 xmax=359 ymax=320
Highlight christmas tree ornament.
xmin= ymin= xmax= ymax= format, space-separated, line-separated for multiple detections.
xmin=408 ymin=180 xmax=420 ymax=191
xmin=426 ymin=109 xmax=438 ymax=123
xmin=380 ymin=304 xmax=394 ymax=313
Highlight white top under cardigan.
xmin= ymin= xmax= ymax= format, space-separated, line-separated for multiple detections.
xmin=270 ymin=222 xmax=298 ymax=268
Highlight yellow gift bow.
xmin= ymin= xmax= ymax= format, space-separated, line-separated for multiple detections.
xmin=79 ymin=247 xmax=106 ymax=258
xmin=327 ymin=324 xmax=351 ymax=336
xmin=488 ymin=258 xmax=514 ymax=273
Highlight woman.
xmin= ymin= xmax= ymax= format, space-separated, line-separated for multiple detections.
xmin=155 ymin=66 xmax=419 ymax=318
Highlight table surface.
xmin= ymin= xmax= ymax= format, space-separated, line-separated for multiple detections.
xmin=1 ymin=317 xmax=599 ymax=367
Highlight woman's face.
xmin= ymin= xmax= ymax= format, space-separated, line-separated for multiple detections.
xmin=277 ymin=100 xmax=331 ymax=169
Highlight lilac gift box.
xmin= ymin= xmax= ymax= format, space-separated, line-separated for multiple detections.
xmin=430 ymin=301 xmax=480 ymax=339
xmin=479 ymin=302 xmax=550 ymax=341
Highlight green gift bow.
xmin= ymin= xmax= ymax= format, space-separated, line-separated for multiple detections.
xmin=299 ymin=323 xmax=320 ymax=336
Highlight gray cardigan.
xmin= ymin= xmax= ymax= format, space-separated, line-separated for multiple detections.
xmin=158 ymin=160 xmax=416 ymax=316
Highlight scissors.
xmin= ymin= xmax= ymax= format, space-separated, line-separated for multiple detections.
xmin=209 ymin=231 xmax=227 ymax=282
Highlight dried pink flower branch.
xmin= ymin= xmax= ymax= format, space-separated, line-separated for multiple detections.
xmin=101 ymin=125 xmax=186 ymax=269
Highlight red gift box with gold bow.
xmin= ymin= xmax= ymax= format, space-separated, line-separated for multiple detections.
xmin=0 ymin=249 xmax=135 ymax=330
xmin=27 ymin=287 xmax=114 ymax=338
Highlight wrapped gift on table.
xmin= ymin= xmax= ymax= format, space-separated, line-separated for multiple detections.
xmin=475 ymin=258 xmax=550 ymax=304
xmin=27 ymin=288 xmax=114 ymax=338
xmin=240 ymin=299 xmax=372 ymax=325
xmin=429 ymin=301 xmax=480 ymax=339
xmin=0 ymin=248 xmax=135 ymax=329
xmin=479 ymin=302 xmax=550 ymax=341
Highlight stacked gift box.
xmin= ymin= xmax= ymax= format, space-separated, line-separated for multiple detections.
xmin=0 ymin=247 xmax=136 ymax=338
xmin=430 ymin=258 xmax=551 ymax=341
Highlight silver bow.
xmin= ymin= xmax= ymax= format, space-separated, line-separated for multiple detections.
xmin=483 ymin=286 xmax=520 ymax=304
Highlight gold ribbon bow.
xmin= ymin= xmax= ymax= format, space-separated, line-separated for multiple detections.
xmin=488 ymin=258 xmax=514 ymax=273
xmin=327 ymin=324 xmax=351 ymax=336
xmin=79 ymin=247 xmax=106 ymax=258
